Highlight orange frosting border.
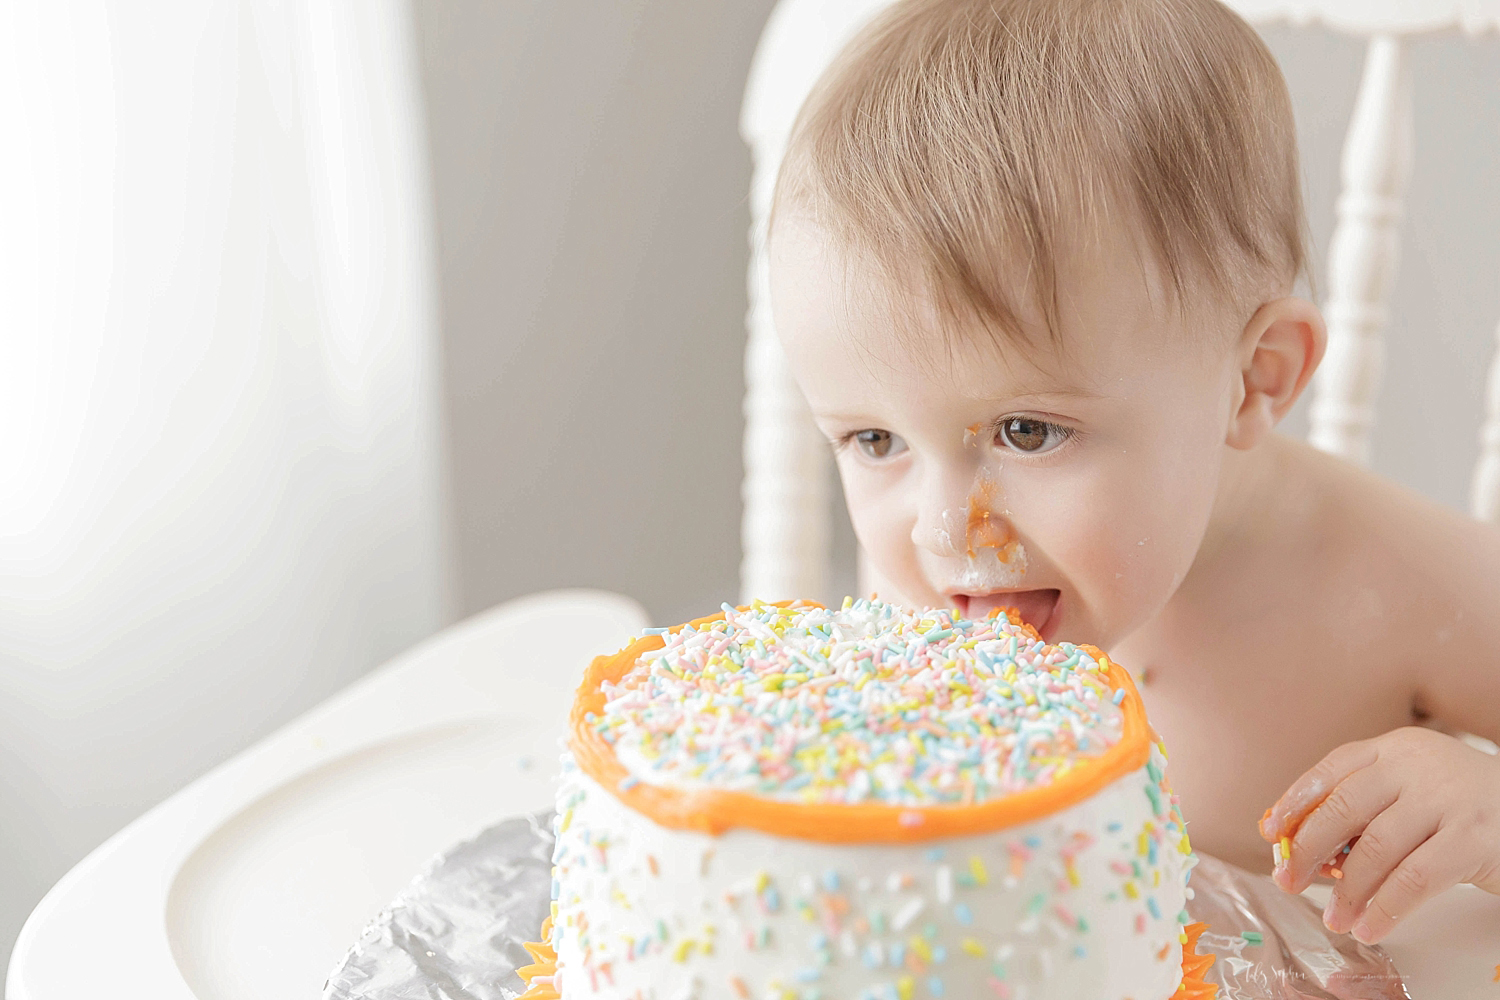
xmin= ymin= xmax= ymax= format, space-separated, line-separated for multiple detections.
xmin=1171 ymin=922 xmax=1219 ymax=999
xmin=568 ymin=604 xmax=1153 ymax=843
xmin=516 ymin=916 xmax=559 ymax=999
xmin=517 ymin=918 xmax=1217 ymax=999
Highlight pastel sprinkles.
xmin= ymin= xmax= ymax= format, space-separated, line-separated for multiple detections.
xmin=595 ymin=598 xmax=1126 ymax=807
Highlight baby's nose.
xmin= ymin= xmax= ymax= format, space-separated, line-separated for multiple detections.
xmin=912 ymin=471 xmax=1015 ymax=559
xmin=966 ymin=504 xmax=1016 ymax=556
xmin=913 ymin=505 xmax=969 ymax=558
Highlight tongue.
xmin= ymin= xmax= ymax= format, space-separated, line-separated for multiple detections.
xmin=968 ymin=589 xmax=1059 ymax=634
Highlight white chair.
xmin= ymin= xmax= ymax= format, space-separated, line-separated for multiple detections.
xmin=737 ymin=0 xmax=1500 ymax=994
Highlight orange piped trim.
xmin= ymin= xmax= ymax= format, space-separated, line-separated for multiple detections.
xmin=517 ymin=919 xmax=1217 ymax=998
xmin=568 ymin=604 xmax=1152 ymax=843
xmin=516 ymin=916 xmax=560 ymax=999
xmin=1170 ymin=922 xmax=1218 ymax=999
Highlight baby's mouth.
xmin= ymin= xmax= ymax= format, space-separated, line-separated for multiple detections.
xmin=951 ymin=589 xmax=1060 ymax=638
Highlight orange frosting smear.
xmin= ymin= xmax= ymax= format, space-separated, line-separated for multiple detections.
xmin=569 ymin=603 xmax=1152 ymax=843
xmin=964 ymin=474 xmax=1020 ymax=561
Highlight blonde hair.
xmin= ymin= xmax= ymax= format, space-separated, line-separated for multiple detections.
xmin=773 ymin=0 xmax=1309 ymax=346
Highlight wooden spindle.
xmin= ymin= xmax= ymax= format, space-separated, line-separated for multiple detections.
xmin=1471 ymin=321 xmax=1500 ymax=522
xmin=1308 ymin=34 xmax=1412 ymax=465
xmin=737 ymin=0 xmax=872 ymax=605
xmin=740 ymin=242 xmax=832 ymax=604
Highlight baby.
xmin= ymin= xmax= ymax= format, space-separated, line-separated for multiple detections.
xmin=765 ymin=0 xmax=1500 ymax=947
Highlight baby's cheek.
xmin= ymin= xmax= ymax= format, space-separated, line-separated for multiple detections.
xmin=1047 ymin=476 xmax=1200 ymax=630
xmin=1070 ymin=514 xmax=1155 ymax=594
xmin=842 ymin=483 xmax=921 ymax=590
xmin=1099 ymin=474 xmax=1212 ymax=597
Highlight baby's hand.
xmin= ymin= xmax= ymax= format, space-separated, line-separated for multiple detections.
xmin=1260 ymin=727 xmax=1500 ymax=944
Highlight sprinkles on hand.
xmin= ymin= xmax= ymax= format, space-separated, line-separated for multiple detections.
xmin=595 ymin=598 xmax=1125 ymax=807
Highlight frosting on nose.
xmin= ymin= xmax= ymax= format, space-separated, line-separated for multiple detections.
xmin=931 ymin=468 xmax=1028 ymax=590
xmin=929 ymin=506 xmax=969 ymax=558
xmin=964 ymin=474 xmax=1019 ymax=560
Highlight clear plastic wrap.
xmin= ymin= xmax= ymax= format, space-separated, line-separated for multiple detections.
xmin=1186 ymin=853 xmax=1409 ymax=999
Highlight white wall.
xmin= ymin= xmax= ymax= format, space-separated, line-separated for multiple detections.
xmin=411 ymin=0 xmax=783 ymax=629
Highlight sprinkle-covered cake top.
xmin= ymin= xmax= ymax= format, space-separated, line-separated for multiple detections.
xmin=591 ymin=598 xmax=1126 ymax=807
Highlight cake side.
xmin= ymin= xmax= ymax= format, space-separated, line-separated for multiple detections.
xmin=548 ymin=746 xmax=1193 ymax=999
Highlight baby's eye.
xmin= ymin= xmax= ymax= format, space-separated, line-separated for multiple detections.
xmin=851 ymin=429 xmax=907 ymax=460
xmin=996 ymin=417 xmax=1071 ymax=455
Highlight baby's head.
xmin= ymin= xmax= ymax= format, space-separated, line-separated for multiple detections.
xmin=768 ymin=0 xmax=1325 ymax=645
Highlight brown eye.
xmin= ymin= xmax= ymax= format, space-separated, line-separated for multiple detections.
xmin=853 ymin=429 xmax=906 ymax=459
xmin=997 ymin=417 xmax=1067 ymax=454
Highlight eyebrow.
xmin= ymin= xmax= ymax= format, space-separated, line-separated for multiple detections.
xmin=983 ymin=384 xmax=1108 ymax=404
xmin=815 ymin=385 xmax=1105 ymax=425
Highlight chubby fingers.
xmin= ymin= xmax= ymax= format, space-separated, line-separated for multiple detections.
xmin=1319 ymin=802 xmax=1438 ymax=936
xmin=1274 ymin=760 xmax=1396 ymax=893
xmin=1343 ymin=827 xmax=1469 ymax=944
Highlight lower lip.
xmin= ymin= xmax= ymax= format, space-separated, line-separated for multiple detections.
xmin=953 ymin=590 xmax=1061 ymax=639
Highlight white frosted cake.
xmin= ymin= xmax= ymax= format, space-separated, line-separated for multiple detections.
xmin=518 ymin=599 xmax=1213 ymax=1000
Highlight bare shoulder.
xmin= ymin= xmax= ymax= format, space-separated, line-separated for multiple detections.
xmin=1274 ymin=435 xmax=1500 ymax=738
xmin=1276 ymin=434 xmax=1500 ymax=610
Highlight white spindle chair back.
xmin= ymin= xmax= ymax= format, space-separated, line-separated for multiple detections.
xmin=739 ymin=0 xmax=1500 ymax=604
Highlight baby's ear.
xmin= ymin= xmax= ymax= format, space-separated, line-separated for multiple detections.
xmin=1226 ymin=297 xmax=1326 ymax=450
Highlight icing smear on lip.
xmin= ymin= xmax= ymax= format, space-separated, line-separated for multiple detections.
xmin=950 ymin=543 xmax=1029 ymax=591
xmin=937 ymin=465 xmax=1033 ymax=610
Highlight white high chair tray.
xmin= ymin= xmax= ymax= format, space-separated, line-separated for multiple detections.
xmin=8 ymin=588 xmax=1497 ymax=998
xmin=6 ymin=589 xmax=649 ymax=1000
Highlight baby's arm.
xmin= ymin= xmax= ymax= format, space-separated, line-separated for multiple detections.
xmin=1261 ymin=503 xmax=1500 ymax=943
